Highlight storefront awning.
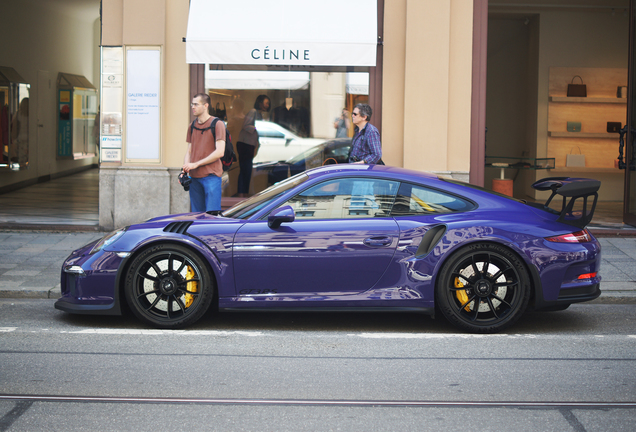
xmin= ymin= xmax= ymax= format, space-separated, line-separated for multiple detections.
xmin=206 ymin=71 xmax=310 ymax=90
xmin=186 ymin=0 xmax=377 ymax=67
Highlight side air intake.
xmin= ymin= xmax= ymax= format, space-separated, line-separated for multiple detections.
xmin=163 ymin=221 xmax=193 ymax=234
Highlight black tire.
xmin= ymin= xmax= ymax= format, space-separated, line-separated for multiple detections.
xmin=436 ymin=243 xmax=531 ymax=333
xmin=124 ymin=243 xmax=214 ymax=329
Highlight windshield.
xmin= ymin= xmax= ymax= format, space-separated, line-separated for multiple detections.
xmin=223 ymin=173 xmax=309 ymax=219
xmin=287 ymin=144 xmax=325 ymax=164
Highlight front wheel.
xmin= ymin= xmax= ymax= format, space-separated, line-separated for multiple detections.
xmin=124 ymin=244 xmax=214 ymax=329
xmin=436 ymin=243 xmax=531 ymax=333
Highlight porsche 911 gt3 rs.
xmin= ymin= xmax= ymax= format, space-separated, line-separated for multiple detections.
xmin=56 ymin=165 xmax=601 ymax=333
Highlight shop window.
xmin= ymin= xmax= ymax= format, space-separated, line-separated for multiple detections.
xmin=0 ymin=66 xmax=29 ymax=171
xmin=206 ymin=68 xmax=370 ymax=197
xmin=256 ymin=123 xmax=286 ymax=139
xmin=56 ymin=73 xmax=98 ymax=160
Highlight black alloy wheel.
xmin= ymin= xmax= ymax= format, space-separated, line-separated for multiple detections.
xmin=436 ymin=243 xmax=531 ymax=333
xmin=125 ymin=244 xmax=214 ymax=328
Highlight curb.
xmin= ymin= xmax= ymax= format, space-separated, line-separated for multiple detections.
xmin=589 ymin=228 xmax=636 ymax=237
xmin=0 ymin=224 xmax=103 ymax=233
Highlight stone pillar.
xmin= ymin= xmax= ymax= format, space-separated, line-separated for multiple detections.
xmin=99 ymin=166 xmax=185 ymax=230
xmin=169 ymin=167 xmax=191 ymax=215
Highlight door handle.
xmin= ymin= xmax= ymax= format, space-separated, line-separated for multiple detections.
xmin=363 ymin=236 xmax=392 ymax=247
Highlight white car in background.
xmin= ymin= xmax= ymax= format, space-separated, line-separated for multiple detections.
xmin=254 ymin=121 xmax=325 ymax=163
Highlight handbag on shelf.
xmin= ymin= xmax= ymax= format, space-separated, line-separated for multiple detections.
xmin=215 ymin=103 xmax=227 ymax=121
xmin=607 ymin=122 xmax=621 ymax=133
xmin=566 ymin=147 xmax=586 ymax=167
xmin=567 ymin=76 xmax=587 ymax=97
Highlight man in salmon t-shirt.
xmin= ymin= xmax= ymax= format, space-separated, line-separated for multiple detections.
xmin=182 ymin=93 xmax=226 ymax=212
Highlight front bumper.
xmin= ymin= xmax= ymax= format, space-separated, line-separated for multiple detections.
xmin=54 ymin=243 xmax=126 ymax=315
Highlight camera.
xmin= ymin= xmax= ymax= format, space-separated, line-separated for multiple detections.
xmin=178 ymin=171 xmax=192 ymax=191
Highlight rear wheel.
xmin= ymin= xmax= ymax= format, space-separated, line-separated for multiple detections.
xmin=124 ymin=244 xmax=214 ymax=328
xmin=436 ymin=243 xmax=531 ymax=333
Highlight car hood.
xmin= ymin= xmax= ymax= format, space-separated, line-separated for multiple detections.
xmin=103 ymin=212 xmax=245 ymax=254
xmin=125 ymin=211 xmax=245 ymax=237
xmin=143 ymin=211 xmax=231 ymax=224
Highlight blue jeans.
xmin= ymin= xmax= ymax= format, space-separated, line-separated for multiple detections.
xmin=189 ymin=174 xmax=222 ymax=212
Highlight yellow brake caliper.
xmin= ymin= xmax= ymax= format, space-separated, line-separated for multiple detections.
xmin=184 ymin=265 xmax=198 ymax=308
xmin=455 ymin=277 xmax=471 ymax=312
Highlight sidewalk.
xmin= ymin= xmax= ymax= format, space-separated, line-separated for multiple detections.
xmin=0 ymin=230 xmax=635 ymax=302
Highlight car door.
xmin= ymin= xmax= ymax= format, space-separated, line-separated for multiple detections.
xmin=233 ymin=177 xmax=401 ymax=296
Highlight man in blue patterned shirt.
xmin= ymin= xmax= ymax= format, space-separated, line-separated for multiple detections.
xmin=348 ymin=103 xmax=383 ymax=164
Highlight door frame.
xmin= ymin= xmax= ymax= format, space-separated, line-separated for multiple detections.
xmin=624 ymin=0 xmax=636 ymax=226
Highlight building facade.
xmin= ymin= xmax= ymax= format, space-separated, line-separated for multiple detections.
xmin=2 ymin=0 xmax=634 ymax=230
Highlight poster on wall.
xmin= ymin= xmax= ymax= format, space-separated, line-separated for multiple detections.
xmin=100 ymin=46 xmax=124 ymax=163
xmin=126 ymin=49 xmax=160 ymax=161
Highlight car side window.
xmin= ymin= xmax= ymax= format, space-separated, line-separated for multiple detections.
xmin=285 ymin=177 xmax=399 ymax=219
xmin=257 ymin=124 xmax=285 ymax=139
xmin=390 ymin=182 xmax=475 ymax=216
xmin=325 ymin=145 xmax=350 ymax=163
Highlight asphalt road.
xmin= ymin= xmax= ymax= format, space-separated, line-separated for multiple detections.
xmin=1 ymin=300 xmax=635 ymax=431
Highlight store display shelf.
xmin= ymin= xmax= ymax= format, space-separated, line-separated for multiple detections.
xmin=549 ymin=96 xmax=627 ymax=104
xmin=485 ymin=156 xmax=555 ymax=170
xmin=548 ymin=131 xmax=620 ymax=139
xmin=547 ymin=167 xmax=622 ymax=173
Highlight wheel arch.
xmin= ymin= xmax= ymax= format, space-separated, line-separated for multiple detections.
xmin=116 ymin=237 xmax=221 ymax=314
xmin=432 ymin=237 xmax=542 ymax=306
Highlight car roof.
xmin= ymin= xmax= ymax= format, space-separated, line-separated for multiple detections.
xmin=300 ymin=164 xmax=520 ymax=209
xmin=303 ymin=163 xmax=439 ymax=181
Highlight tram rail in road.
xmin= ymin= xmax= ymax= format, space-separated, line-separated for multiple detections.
xmin=2 ymin=394 xmax=636 ymax=408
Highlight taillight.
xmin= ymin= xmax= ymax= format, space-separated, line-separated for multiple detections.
xmin=545 ymin=229 xmax=592 ymax=243
xmin=578 ymin=272 xmax=597 ymax=280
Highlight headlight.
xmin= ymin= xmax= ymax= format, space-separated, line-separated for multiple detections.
xmin=90 ymin=227 xmax=127 ymax=254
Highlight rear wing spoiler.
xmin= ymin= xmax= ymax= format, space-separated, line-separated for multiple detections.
xmin=532 ymin=177 xmax=600 ymax=229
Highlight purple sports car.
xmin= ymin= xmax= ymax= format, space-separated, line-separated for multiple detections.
xmin=56 ymin=165 xmax=601 ymax=333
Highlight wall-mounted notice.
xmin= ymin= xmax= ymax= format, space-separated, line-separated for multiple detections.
xmin=126 ymin=49 xmax=160 ymax=161
xmin=102 ymin=148 xmax=122 ymax=162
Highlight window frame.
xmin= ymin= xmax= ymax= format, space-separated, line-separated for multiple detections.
xmin=389 ymin=181 xmax=477 ymax=217
xmin=265 ymin=176 xmax=401 ymax=221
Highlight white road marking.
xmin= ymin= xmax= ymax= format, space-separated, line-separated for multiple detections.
xmin=2 ymin=325 xmax=636 ymax=339
xmin=1 ymin=326 xmax=635 ymax=341
xmin=61 ymin=329 xmax=265 ymax=336
xmin=352 ymin=333 xmax=532 ymax=339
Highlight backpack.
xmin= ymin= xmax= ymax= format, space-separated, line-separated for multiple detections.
xmin=190 ymin=117 xmax=236 ymax=171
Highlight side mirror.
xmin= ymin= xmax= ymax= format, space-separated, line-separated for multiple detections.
xmin=268 ymin=205 xmax=295 ymax=229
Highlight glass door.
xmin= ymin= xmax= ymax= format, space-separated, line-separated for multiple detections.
xmin=626 ymin=1 xmax=636 ymax=225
